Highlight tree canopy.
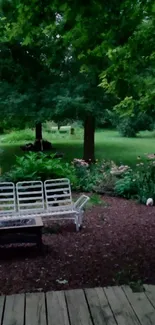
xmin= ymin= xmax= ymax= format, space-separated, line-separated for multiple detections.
xmin=0 ymin=0 xmax=154 ymax=159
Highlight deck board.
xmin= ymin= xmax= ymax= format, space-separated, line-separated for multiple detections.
xmin=104 ymin=286 xmax=140 ymax=325
xmin=123 ymin=285 xmax=155 ymax=325
xmin=0 ymin=296 xmax=5 ymax=325
xmin=1 ymin=286 xmax=155 ymax=325
xmin=65 ymin=289 xmax=93 ymax=325
xmin=46 ymin=291 xmax=70 ymax=325
xmin=144 ymin=285 xmax=155 ymax=309
xmin=85 ymin=287 xmax=117 ymax=325
xmin=25 ymin=292 xmax=46 ymax=325
xmin=3 ymin=294 xmax=24 ymax=325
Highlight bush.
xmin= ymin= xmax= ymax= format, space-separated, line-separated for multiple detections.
xmin=117 ymin=114 xmax=154 ymax=138
xmin=3 ymin=152 xmax=155 ymax=205
xmin=114 ymin=157 xmax=155 ymax=203
xmin=114 ymin=171 xmax=137 ymax=198
xmin=0 ymin=129 xmax=34 ymax=143
xmin=134 ymin=160 xmax=155 ymax=203
xmin=73 ymin=159 xmax=99 ymax=192
xmin=72 ymin=159 xmax=130 ymax=195
xmin=118 ymin=119 xmax=137 ymax=137
xmin=2 ymin=152 xmax=77 ymax=184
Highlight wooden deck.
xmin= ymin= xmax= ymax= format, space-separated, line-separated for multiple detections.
xmin=0 ymin=285 xmax=155 ymax=324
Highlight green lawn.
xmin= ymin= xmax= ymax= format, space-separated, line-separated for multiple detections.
xmin=0 ymin=129 xmax=155 ymax=174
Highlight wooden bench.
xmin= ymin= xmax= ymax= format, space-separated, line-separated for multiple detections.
xmin=0 ymin=179 xmax=89 ymax=232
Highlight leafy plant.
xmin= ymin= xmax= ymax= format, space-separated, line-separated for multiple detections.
xmin=129 ymin=280 xmax=144 ymax=293
xmin=114 ymin=171 xmax=137 ymax=199
xmin=94 ymin=161 xmax=119 ymax=195
xmin=114 ymin=158 xmax=155 ymax=203
xmin=73 ymin=159 xmax=99 ymax=192
xmin=89 ymin=194 xmax=103 ymax=205
xmin=135 ymin=160 xmax=155 ymax=203
xmin=2 ymin=152 xmax=77 ymax=184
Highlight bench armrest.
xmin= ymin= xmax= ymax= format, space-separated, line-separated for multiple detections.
xmin=74 ymin=195 xmax=90 ymax=211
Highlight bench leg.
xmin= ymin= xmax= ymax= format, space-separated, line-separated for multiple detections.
xmin=78 ymin=212 xmax=83 ymax=228
xmin=75 ymin=215 xmax=79 ymax=232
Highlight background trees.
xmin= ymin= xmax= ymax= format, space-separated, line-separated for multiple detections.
xmin=0 ymin=0 xmax=154 ymax=160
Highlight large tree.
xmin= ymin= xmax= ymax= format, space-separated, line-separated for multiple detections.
xmin=0 ymin=4 xmax=65 ymax=143
xmin=53 ymin=0 xmax=154 ymax=158
xmin=0 ymin=0 xmax=154 ymax=159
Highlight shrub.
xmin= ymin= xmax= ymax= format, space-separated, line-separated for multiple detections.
xmin=0 ymin=129 xmax=34 ymax=143
xmin=114 ymin=157 xmax=155 ymax=203
xmin=117 ymin=114 xmax=154 ymax=138
xmin=94 ymin=160 xmax=128 ymax=195
xmin=96 ymin=173 xmax=118 ymax=195
xmin=117 ymin=119 xmax=137 ymax=137
xmin=135 ymin=159 xmax=155 ymax=203
xmin=114 ymin=170 xmax=137 ymax=198
xmin=2 ymin=152 xmax=77 ymax=184
xmin=73 ymin=159 xmax=99 ymax=192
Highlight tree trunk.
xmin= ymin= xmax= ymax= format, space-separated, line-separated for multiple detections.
xmin=35 ymin=122 xmax=43 ymax=151
xmin=35 ymin=122 xmax=42 ymax=140
xmin=83 ymin=116 xmax=95 ymax=162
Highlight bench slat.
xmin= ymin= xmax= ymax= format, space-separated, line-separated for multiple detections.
xmin=17 ymin=184 xmax=43 ymax=189
xmin=19 ymin=202 xmax=44 ymax=207
xmin=18 ymin=196 xmax=44 ymax=202
xmin=18 ymin=190 xmax=43 ymax=195
xmin=46 ymin=188 xmax=70 ymax=193
xmin=47 ymin=199 xmax=72 ymax=205
xmin=0 ymin=186 xmax=14 ymax=190
xmin=0 ymin=198 xmax=15 ymax=202
xmin=0 ymin=203 xmax=15 ymax=208
xmin=47 ymin=194 xmax=71 ymax=199
xmin=0 ymin=193 xmax=14 ymax=197
xmin=45 ymin=182 xmax=69 ymax=187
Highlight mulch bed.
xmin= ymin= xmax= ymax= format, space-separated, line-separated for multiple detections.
xmin=0 ymin=196 xmax=155 ymax=295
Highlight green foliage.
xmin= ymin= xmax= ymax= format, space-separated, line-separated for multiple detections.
xmin=135 ymin=160 xmax=155 ymax=204
xmin=73 ymin=159 xmax=99 ymax=192
xmin=114 ymin=171 xmax=136 ymax=198
xmin=129 ymin=280 xmax=144 ymax=293
xmin=2 ymin=129 xmax=155 ymax=175
xmin=2 ymin=152 xmax=77 ymax=184
xmin=115 ymin=158 xmax=155 ymax=203
xmin=118 ymin=119 xmax=137 ymax=137
xmin=89 ymin=194 xmax=103 ymax=206
xmin=101 ymin=4 xmax=155 ymax=118
xmin=0 ymin=0 xmax=154 ymax=164
xmin=0 ymin=129 xmax=34 ymax=143
xmin=108 ymin=110 xmax=154 ymax=138
xmin=96 ymin=173 xmax=118 ymax=196
xmin=85 ymin=193 xmax=104 ymax=209
xmin=119 ymin=114 xmax=154 ymax=138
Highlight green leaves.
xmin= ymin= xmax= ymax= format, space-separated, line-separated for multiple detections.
xmin=100 ymin=2 xmax=155 ymax=117
xmin=3 ymin=152 xmax=78 ymax=183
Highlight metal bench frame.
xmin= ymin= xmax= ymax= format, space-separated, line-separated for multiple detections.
xmin=0 ymin=179 xmax=89 ymax=231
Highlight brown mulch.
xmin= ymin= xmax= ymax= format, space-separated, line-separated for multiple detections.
xmin=0 ymin=196 xmax=155 ymax=295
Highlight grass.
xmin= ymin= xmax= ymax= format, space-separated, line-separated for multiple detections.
xmin=0 ymin=128 xmax=155 ymax=174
